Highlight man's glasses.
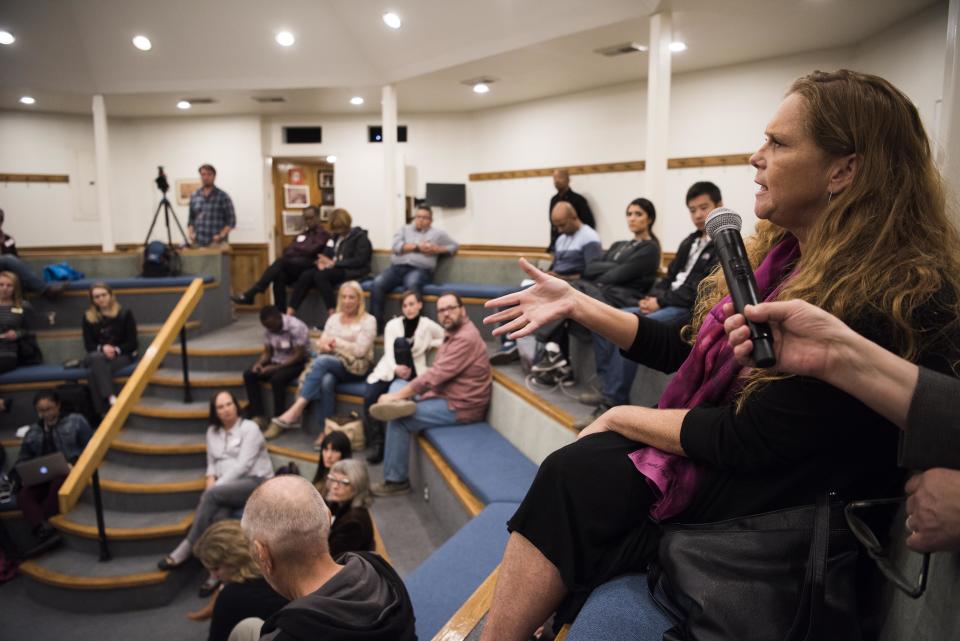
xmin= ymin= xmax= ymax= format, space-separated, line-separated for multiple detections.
xmin=437 ymin=305 xmax=461 ymax=314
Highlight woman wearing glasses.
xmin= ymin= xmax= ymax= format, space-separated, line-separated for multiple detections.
xmin=324 ymin=458 xmax=375 ymax=558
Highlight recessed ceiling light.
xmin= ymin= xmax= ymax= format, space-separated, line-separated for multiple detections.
xmin=276 ymin=31 xmax=295 ymax=47
xmin=326 ymin=155 xmax=337 ymax=164
xmin=177 ymin=100 xmax=191 ymax=110
xmin=473 ymin=83 xmax=490 ymax=94
xmin=382 ymin=12 xmax=402 ymax=29
xmin=670 ymin=41 xmax=687 ymax=53
xmin=350 ymin=96 xmax=364 ymax=106
xmin=0 ymin=31 xmax=15 ymax=46
xmin=19 ymin=96 xmax=35 ymax=105
xmin=132 ymin=35 xmax=152 ymax=51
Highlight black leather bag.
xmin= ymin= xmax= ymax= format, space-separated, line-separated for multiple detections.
xmin=650 ymin=494 xmax=863 ymax=641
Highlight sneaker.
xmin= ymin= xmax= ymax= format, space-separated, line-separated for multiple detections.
xmin=230 ymin=292 xmax=254 ymax=305
xmin=577 ymin=390 xmax=604 ymax=406
xmin=555 ymin=366 xmax=576 ymax=388
xmin=531 ymin=342 xmax=567 ymax=373
xmin=490 ymin=341 xmax=520 ymax=365
xmin=573 ymin=403 xmax=611 ymax=431
xmin=369 ymin=400 xmax=417 ymax=422
xmin=262 ymin=421 xmax=284 ymax=440
xmin=371 ymin=480 xmax=412 ymax=497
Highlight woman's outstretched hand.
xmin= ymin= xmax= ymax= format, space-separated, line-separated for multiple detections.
xmin=483 ymin=258 xmax=578 ymax=340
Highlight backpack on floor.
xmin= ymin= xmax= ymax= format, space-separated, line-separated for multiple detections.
xmin=142 ymin=240 xmax=181 ymax=278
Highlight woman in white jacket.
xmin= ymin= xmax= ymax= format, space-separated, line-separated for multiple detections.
xmin=364 ymin=290 xmax=444 ymax=463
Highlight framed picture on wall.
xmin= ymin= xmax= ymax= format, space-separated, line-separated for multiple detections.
xmin=176 ymin=179 xmax=202 ymax=205
xmin=320 ymin=206 xmax=335 ymax=221
xmin=283 ymin=184 xmax=310 ymax=208
xmin=319 ymin=172 xmax=334 ymax=188
xmin=321 ymin=190 xmax=335 ymax=206
xmin=282 ymin=210 xmax=306 ymax=235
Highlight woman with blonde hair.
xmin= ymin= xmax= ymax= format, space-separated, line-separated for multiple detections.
xmin=269 ymin=281 xmax=377 ymax=446
xmin=286 ymin=208 xmax=373 ymax=319
xmin=191 ymin=519 xmax=287 ymax=641
xmin=479 ymin=69 xmax=960 ymax=641
xmin=0 ymin=270 xmax=41 ymax=375
xmin=81 ymin=282 xmax=138 ymax=417
xmin=325 ymin=458 xmax=376 ymax=557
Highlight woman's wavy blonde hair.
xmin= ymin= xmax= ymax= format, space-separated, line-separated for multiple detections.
xmin=192 ymin=519 xmax=262 ymax=583
xmin=689 ymin=70 xmax=960 ymax=405
xmin=336 ymin=280 xmax=367 ymax=320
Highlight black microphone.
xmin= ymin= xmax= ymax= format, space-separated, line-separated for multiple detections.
xmin=704 ymin=208 xmax=776 ymax=368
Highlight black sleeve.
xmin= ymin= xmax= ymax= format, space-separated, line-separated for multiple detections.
xmin=328 ymin=509 xmax=374 ymax=558
xmin=208 ymin=586 xmax=241 ymax=641
xmin=656 ymin=254 xmax=718 ymax=310
xmin=82 ymin=317 xmax=98 ymax=353
xmin=594 ymin=243 xmax=660 ymax=287
xmin=680 ymin=374 xmax=886 ymax=472
xmin=336 ymin=235 xmax=373 ymax=271
xmin=899 ymin=367 xmax=960 ymax=469
xmin=119 ymin=309 xmax=139 ymax=356
xmin=575 ymin=195 xmax=595 ymax=229
xmin=622 ymin=314 xmax=692 ymax=373
xmin=583 ymin=260 xmax=618 ymax=280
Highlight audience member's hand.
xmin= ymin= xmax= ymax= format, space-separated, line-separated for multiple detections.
xmin=905 ymin=468 xmax=960 ymax=553
xmin=639 ymin=297 xmax=659 ymax=313
xmin=419 ymin=241 xmax=439 ymax=255
xmin=187 ymin=227 xmax=197 ymax=244
xmin=315 ymin=335 xmax=336 ymax=352
xmin=251 ymin=362 xmax=265 ymax=374
xmin=205 ymin=476 xmax=216 ymax=490
xmin=212 ymin=233 xmax=222 ymax=244
xmin=483 ymin=258 xmax=576 ymax=339
xmin=722 ymin=300 xmax=856 ymax=378
xmin=1 ymin=330 xmax=16 ymax=341
xmin=102 ymin=344 xmax=118 ymax=360
xmin=260 ymin=364 xmax=278 ymax=375
xmin=394 ymin=365 xmax=412 ymax=380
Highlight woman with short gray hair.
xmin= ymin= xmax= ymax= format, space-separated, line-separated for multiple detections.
xmin=325 ymin=458 xmax=375 ymax=557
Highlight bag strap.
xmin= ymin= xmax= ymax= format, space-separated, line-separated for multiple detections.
xmin=784 ymin=492 xmax=832 ymax=641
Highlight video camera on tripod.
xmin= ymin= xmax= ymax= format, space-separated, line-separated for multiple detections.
xmin=142 ymin=166 xmax=188 ymax=277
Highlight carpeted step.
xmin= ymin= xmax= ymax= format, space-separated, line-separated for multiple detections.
xmin=51 ymin=502 xmax=193 ymax=557
xmin=90 ymin=459 xmax=205 ymax=513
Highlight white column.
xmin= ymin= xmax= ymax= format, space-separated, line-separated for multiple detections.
xmin=939 ymin=0 xmax=960 ymax=229
xmin=381 ymin=85 xmax=402 ymax=244
xmin=644 ymin=12 xmax=672 ymax=212
xmin=91 ymin=95 xmax=115 ymax=252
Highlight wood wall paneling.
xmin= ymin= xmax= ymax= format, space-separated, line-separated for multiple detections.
xmin=468 ymin=153 xmax=752 ymax=182
xmin=229 ymin=243 xmax=270 ymax=306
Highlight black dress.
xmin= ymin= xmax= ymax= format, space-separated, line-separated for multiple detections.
xmin=208 ymin=577 xmax=287 ymax=641
xmin=509 ymin=307 xmax=959 ymax=625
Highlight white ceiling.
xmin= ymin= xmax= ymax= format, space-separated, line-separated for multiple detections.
xmin=0 ymin=0 xmax=944 ymax=117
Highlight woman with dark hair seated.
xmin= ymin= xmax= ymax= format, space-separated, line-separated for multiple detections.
xmin=159 ymin=391 xmax=274 ymax=574
xmin=325 ymin=458 xmax=375 ymax=558
xmin=311 ymin=430 xmax=352 ymax=495
xmin=285 ymin=208 xmax=373 ymax=318
xmin=81 ymin=282 xmax=138 ymax=417
xmin=478 ymin=70 xmax=960 ymax=641
xmin=13 ymin=390 xmax=93 ymax=553
xmin=191 ymin=519 xmax=288 ymax=641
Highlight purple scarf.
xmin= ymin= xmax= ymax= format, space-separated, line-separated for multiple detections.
xmin=629 ymin=235 xmax=801 ymax=521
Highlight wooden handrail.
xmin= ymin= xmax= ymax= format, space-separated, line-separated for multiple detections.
xmin=58 ymin=278 xmax=204 ymax=513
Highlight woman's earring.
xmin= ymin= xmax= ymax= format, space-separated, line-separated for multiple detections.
xmin=827 ymin=191 xmax=833 ymax=204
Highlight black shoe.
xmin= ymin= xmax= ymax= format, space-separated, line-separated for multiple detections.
xmin=230 ymin=292 xmax=254 ymax=305
xmin=531 ymin=342 xmax=567 ymax=373
xmin=198 ymin=575 xmax=222 ymax=598
xmin=490 ymin=342 xmax=520 ymax=365
xmin=366 ymin=442 xmax=384 ymax=464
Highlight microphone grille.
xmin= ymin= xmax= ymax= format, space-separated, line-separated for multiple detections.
xmin=705 ymin=207 xmax=742 ymax=236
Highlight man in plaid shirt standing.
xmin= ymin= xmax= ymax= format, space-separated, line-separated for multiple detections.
xmin=188 ymin=164 xmax=236 ymax=246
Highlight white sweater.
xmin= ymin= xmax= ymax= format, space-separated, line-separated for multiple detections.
xmin=367 ymin=315 xmax=445 ymax=384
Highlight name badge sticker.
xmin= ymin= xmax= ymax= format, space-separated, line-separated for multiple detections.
xmin=280 ymin=340 xmax=291 ymax=350
xmin=296 ymin=234 xmax=306 ymax=242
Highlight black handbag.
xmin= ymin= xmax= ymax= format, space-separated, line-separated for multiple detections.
xmin=650 ymin=494 xmax=862 ymax=641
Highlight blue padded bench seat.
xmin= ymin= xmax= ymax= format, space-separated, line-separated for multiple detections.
xmin=423 ymin=422 xmax=538 ymax=505
xmin=60 ymin=275 xmax=215 ymax=290
xmin=359 ymin=279 xmax=517 ymax=300
xmin=404 ymin=502 xmax=517 ymax=641
xmin=335 ymin=381 xmax=367 ymax=397
xmin=0 ymin=362 xmax=137 ymax=385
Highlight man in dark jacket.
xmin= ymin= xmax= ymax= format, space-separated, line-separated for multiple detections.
xmin=239 ymin=475 xmax=416 ymax=641
xmin=232 ymin=206 xmax=330 ymax=310
xmin=547 ymin=170 xmax=595 ymax=252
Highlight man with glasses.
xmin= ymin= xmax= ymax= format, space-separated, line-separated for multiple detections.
xmin=368 ymin=293 xmax=491 ymax=496
xmin=369 ymin=205 xmax=459 ymax=332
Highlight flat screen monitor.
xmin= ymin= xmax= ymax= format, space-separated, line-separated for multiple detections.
xmin=425 ymin=183 xmax=466 ymax=208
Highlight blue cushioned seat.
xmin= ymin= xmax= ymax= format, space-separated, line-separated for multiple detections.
xmin=60 ymin=275 xmax=215 ymax=290
xmin=358 ymin=279 xmax=516 ymax=300
xmin=423 ymin=423 xmax=538 ymax=505
xmin=0 ymin=362 xmax=137 ymax=386
xmin=335 ymin=381 xmax=367 ymax=397
xmin=404 ymin=502 xmax=517 ymax=640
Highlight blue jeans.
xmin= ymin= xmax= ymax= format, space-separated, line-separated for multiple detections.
xmin=566 ymin=574 xmax=672 ymax=641
xmin=370 ymin=264 xmax=432 ymax=329
xmin=298 ymin=355 xmax=365 ymax=425
xmin=382 ymin=379 xmax=458 ymax=483
xmin=0 ymin=255 xmax=47 ymax=294
xmin=593 ymin=306 xmax=691 ymax=406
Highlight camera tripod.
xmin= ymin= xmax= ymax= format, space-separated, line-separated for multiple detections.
xmin=145 ymin=167 xmax=189 ymax=247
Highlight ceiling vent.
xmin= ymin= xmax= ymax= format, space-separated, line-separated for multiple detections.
xmin=182 ymin=97 xmax=216 ymax=104
xmin=252 ymin=96 xmax=286 ymax=103
xmin=595 ymin=42 xmax=648 ymax=57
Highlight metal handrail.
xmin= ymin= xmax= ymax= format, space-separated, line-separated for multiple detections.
xmin=58 ymin=279 xmax=204 ymax=515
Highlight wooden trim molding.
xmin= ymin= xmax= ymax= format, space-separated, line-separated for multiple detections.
xmin=492 ymin=369 xmax=576 ymax=432
xmin=432 ymin=567 xmax=500 ymax=641
xmin=469 ymin=153 xmax=752 ymax=182
xmin=267 ymin=443 xmax=322 ymax=463
xmin=18 ymin=561 xmax=169 ymax=590
xmin=112 ymin=438 xmax=206 ymax=455
xmin=0 ymin=173 xmax=69 ymax=184
xmin=99 ymin=477 xmax=206 ymax=494
xmin=418 ymin=436 xmax=485 ymax=517
xmin=50 ymin=512 xmax=193 ymax=540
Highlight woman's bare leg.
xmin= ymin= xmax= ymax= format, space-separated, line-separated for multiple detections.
xmin=278 ymin=396 xmax=309 ymax=423
xmin=480 ymin=532 xmax=567 ymax=641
